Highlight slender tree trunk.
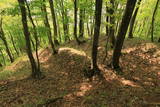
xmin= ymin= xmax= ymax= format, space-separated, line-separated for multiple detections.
xmin=25 ymin=0 xmax=41 ymax=72
xmin=128 ymin=0 xmax=142 ymax=38
xmin=91 ymin=0 xmax=103 ymax=72
xmin=74 ymin=0 xmax=81 ymax=44
xmin=151 ymin=0 xmax=160 ymax=42
xmin=106 ymin=2 xmax=109 ymax=37
xmin=0 ymin=19 xmax=14 ymax=63
xmin=41 ymin=0 xmax=57 ymax=54
xmin=87 ymin=22 xmax=90 ymax=37
xmin=49 ymin=0 xmax=59 ymax=45
xmin=18 ymin=0 xmax=42 ymax=79
xmin=79 ymin=6 xmax=85 ymax=38
xmin=112 ymin=0 xmax=137 ymax=70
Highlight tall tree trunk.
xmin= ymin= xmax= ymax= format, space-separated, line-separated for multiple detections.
xmin=79 ymin=6 xmax=85 ymax=38
xmin=128 ymin=0 xmax=142 ymax=38
xmin=25 ymin=0 xmax=41 ymax=72
xmin=49 ymin=0 xmax=59 ymax=45
xmin=41 ymin=0 xmax=57 ymax=54
xmin=18 ymin=0 xmax=42 ymax=79
xmin=91 ymin=0 xmax=103 ymax=72
xmin=106 ymin=3 xmax=109 ymax=37
xmin=0 ymin=18 xmax=14 ymax=63
xmin=151 ymin=0 xmax=160 ymax=42
xmin=87 ymin=22 xmax=91 ymax=37
xmin=74 ymin=0 xmax=81 ymax=44
xmin=112 ymin=0 xmax=137 ymax=70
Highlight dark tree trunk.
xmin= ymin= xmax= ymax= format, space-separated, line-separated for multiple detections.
xmin=106 ymin=17 xmax=109 ymax=37
xmin=128 ymin=0 xmax=142 ymax=38
xmin=0 ymin=19 xmax=14 ymax=63
xmin=106 ymin=2 xmax=109 ymax=37
xmin=151 ymin=0 xmax=160 ymax=42
xmin=112 ymin=0 xmax=137 ymax=70
xmin=41 ymin=0 xmax=57 ymax=54
xmin=8 ymin=31 xmax=19 ymax=56
xmin=25 ymin=0 xmax=41 ymax=72
xmin=79 ymin=7 xmax=85 ymax=38
xmin=49 ymin=0 xmax=59 ymax=45
xmin=18 ymin=0 xmax=42 ymax=79
xmin=87 ymin=22 xmax=91 ymax=37
xmin=74 ymin=0 xmax=81 ymax=44
xmin=91 ymin=0 xmax=103 ymax=71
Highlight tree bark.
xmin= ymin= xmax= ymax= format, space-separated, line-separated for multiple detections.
xmin=49 ymin=0 xmax=59 ymax=45
xmin=25 ymin=0 xmax=41 ymax=72
xmin=79 ymin=5 xmax=85 ymax=38
xmin=41 ymin=0 xmax=57 ymax=54
xmin=112 ymin=0 xmax=137 ymax=70
xmin=91 ymin=0 xmax=103 ymax=71
xmin=18 ymin=0 xmax=42 ymax=79
xmin=106 ymin=3 xmax=109 ymax=37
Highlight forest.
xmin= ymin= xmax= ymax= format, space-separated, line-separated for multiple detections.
xmin=0 ymin=0 xmax=160 ymax=106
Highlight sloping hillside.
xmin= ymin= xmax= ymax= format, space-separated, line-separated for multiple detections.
xmin=0 ymin=38 xmax=160 ymax=107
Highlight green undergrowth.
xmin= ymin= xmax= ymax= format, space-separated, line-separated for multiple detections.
xmin=0 ymin=56 xmax=30 ymax=81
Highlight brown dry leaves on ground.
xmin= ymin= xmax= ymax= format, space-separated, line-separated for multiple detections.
xmin=0 ymin=37 xmax=160 ymax=107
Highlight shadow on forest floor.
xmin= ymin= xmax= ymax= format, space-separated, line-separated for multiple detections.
xmin=0 ymin=37 xmax=160 ymax=107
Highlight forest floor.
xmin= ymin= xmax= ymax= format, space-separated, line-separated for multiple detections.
xmin=0 ymin=37 xmax=160 ymax=107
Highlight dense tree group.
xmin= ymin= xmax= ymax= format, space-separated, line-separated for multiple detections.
xmin=0 ymin=0 xmax=160 ymax=78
